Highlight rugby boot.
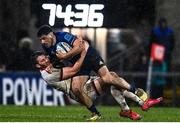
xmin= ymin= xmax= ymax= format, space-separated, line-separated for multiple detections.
xmin=119 ymin=110 xmax=142 ymax=120
xmin=141 ymin=97 xmax=163 ymax=111
xmin=86 ymin=112 xmax=101 ymax=121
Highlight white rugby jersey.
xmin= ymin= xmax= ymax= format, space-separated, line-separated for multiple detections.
xmin=40 ymin=68 xmax=72 ymax=95
xmin=40 ymin=68 xmax=62 ymax=84
xmin=40 ymin=67 xmax=101 ymax=101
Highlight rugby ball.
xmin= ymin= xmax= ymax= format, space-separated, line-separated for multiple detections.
xmin=56 ymin=42 xmax=72 ymax=53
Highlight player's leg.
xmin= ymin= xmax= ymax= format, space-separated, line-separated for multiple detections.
xmin=98 ymin=66 xmax=138 ymax=93
xmin=92 ymin=71 xmax=159 ymax=112
xmin=88 ymin=47 xmax=136 ymax=93
xmin=71 ymin=76 xmax=101 ymax=121
xmin=93 ymin=77 xmax=145 ymax=109
xmin=122 ymin=89 xmax=144 ymax=106
xmin=71 ymin=76 xmax=92 ymax=106
xmin=110 ymin=71 xmax=149 ymax=101
xmin=83 ymin=76 xmax=141 ymax=120
xmin=82 ymin=76 xmax=141 ymax=121
xmin=110 ymin=86 xmax=141 ymax=120
xmin=88 ymin=46 xmax=147 ymax=98
xmin=116 ymin=89 xmax=163 ymax=111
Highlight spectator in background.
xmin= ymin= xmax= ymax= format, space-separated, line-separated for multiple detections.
xmin=13 ymin=37 xmax=35 ymax=71
xmin=148 ymin=17 xmax=175 ymax=98
xmin=0 ymin=47 xmax=6 ymax=72
xmin=0 ymin=31 xmax=17 ymax=71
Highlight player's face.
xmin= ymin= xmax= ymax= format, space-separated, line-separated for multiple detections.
xmin=36 ymin=55 xmax=50 ymax=68
xmin=39 ymin=34 xmax=54 ymax=48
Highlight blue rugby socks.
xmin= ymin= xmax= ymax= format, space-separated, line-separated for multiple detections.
xmin=87 ymin=104 xmax=99 ymax=114
xmin=129 ymin=81 xmax=136 ymax=93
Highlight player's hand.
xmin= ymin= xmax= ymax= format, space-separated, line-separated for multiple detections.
xmin=81 ymin=48 xmax=87 ymax=57
xmin=45 ymin=64 xmax=53 ymax=74
xmin=76 ymin=35 xmax=85 ymax=50
xmin=56 ymin=51 xmax=65 ymax=59
xmin=76 ymin=35 xmax=83 ymax=42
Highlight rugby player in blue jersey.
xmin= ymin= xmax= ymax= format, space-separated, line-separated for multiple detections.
xmin=37 ymin=25 xmax=148 ymax=120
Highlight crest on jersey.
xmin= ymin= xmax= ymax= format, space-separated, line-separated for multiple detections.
xmin=99 ymin=61 xmax=104 ymax=65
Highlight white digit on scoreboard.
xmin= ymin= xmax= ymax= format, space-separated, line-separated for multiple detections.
xmin=88 ymin=4 xmax=104 ymax=27
xmin=42 ymin=4 xmax=56 ymax=26
xmin=73 ymin=4 xmax=89 ymax=27
xmin=56 ymin=4 xmax=74 ymax=26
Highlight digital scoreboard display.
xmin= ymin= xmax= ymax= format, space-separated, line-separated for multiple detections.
xmin=39 ymin=0 xmax=128 ymax=28
xmin=42 ymin=3 xmax=104 ymax=27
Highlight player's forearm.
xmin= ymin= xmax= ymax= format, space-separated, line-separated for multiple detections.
xmin=71 ymin=53 xmax=85 ymax=71
xmin=62 ymin=38 xmax=84 ymax=59
xmin=56 ymin=39 xmax=84 ymax=60
xmin=63 ymin=45 xmax=83 ymax=59
xmin=62 ymin=51 xmax=86 ymax=80
xmin=61 ymin=62 xmax=80 ymax=80
xmin=69 ymin=50 xmax=86 ymax=72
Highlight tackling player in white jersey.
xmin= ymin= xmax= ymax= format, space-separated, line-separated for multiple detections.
xmin=32 ymin=51 xmax=162 ymax=121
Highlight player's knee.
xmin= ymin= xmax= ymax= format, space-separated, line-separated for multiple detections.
xmin=110 ymin=72 xmax=126 ymax=84
xmin=72 ymin=87 xmax=81 ymax=94
xmin=110 ymin=71 xmax=119 ymax=78
xmin=118 ymin=77 xmax=125 ymax=83
xmin=101 ymin=74 xmax=114 ymax=84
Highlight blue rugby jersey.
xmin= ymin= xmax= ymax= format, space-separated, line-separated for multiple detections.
xmin=42 ymin=32 xmax=77 ymax=62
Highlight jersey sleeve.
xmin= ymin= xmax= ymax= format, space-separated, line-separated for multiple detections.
xmin=61 ymin=32 xmax=77 ymax=45
xmin=64 ymin=32 xmax=77 ymax=45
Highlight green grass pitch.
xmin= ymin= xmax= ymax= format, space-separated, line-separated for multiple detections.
xmin=0 ymin=105 xmax=180 ymax=122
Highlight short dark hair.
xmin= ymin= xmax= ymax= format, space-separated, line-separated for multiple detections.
xmin=31 ymin=51 xmax=45 ymax=65
xmin=37 ymin=25 xmax=53 ymax=37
